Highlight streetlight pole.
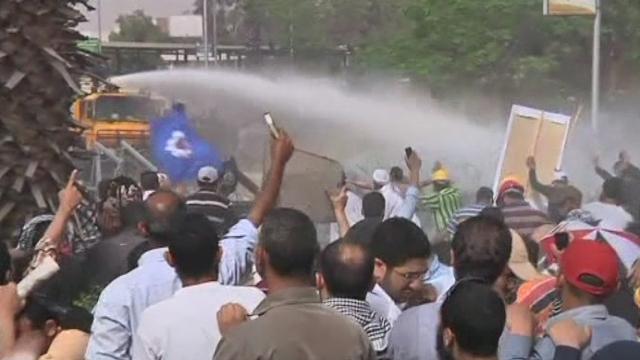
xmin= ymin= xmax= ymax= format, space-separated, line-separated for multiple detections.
xmin=212 ymin=0 xmax=218 ymax=63
xmin=203 ymin=0 xmax=209 ymax=68
xmin=97 ymin=0 xmax=102 ymax=44
xmin=591 ymin=0 xmax=601 ymax=132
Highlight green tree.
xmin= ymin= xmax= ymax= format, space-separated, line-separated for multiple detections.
xmin=0 ymin=0 xmax=97 ymax=240
xmin=357 ymin=0 xmax=640 ymax=104
xmin=108 ymin=10 xmax=171 ymax=73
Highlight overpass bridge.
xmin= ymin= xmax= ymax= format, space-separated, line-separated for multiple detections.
xmin=99 ymin=41 xmax=351 ymax=74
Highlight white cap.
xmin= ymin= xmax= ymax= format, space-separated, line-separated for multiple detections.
xmin=372 ymin=169 xmax=390 ymax=185
xmin=198 ymin=166 xmax=219 ymax=184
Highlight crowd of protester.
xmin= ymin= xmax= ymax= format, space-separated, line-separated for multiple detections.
xmin=0 ymin=130 xmax=640 ymax=360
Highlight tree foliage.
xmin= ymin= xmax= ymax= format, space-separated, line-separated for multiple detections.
xmin=195 ymin=0 xmax=640 ymax=103
xmin=352 ymin=0 xmax=640 ymax=103
xmin=109 ymin=10 xmax=171 ymax=73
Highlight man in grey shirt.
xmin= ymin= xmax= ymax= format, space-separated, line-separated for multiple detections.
xmin=501 ymin=239 xmax=636 ymax=360
xmin=389 ymin=214 xmax=513 ymax=360
xmin=215 ymin=208 xmax=374 ymax=360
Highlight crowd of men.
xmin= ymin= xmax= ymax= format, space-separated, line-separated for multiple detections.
xmin=0 ymin=130 xmax=640 ymax=360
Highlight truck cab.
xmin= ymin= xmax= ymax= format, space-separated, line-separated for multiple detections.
xmin=73 ymin=91 xmax=167 ymax=149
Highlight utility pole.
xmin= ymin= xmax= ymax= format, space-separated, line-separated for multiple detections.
xmin=288 ymin=6 xmax=294 ymax=60
xmin=591 ymin=0 xmax=601 ymax=132
xmin=203 ymin=0 xmax=209 ymax=68
xmin=97 ymin=0 xmax=102 ymax=44
xmin=212 ymin=0 xmax=218 ymax=63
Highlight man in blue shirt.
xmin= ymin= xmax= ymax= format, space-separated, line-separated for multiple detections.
xmin=86 ymin=131 xmax=295 ymax=360
xmin=388 ymin=215 xmax=512 ymax=360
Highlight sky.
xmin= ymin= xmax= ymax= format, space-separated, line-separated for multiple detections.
xmin=77 ymin=0 xmax=193 ymax=39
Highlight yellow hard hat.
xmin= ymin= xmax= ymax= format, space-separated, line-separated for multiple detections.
xmin=432 ymin=168 xmax=450 ymax=182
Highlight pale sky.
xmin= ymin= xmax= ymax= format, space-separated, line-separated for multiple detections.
xmin=77 ymin=0 xmax=193 ymax=39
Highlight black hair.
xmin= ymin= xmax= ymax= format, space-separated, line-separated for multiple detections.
xmin=476 ymin=187 xmax=494 ymax=204
xmin=168 ymin=213 xmax=220 ymax=279
xmin=451 ymin=215 xmax=512 ymax=284
xmin=260 ymin=208 xmax=319 ymax=279
xmin=602 ymin=177 xmax=624 ymax=204
xmin=479 ymin=206 xmax=504 ymax=223
xmin=0 ymin=241 xmax=10 ymax=285
xmin=370 ymin=218 xmax=430 ymax=267
xmin=345 ymin=218 xmax=382 ymax=246
xmin=21 ymin=297 xmax=57 ymax=329
xmin=120 ymin=201 xmax=146 ymax=228
xmin=441 ymin=281 xmax=505 ymax=357
xmin=22 ymin=295 xmax=93 ymax=333
xmin=143 ymin=190 xmax=187 ymax=246
xmin=390 ymin=167 xmax=404 ymax=182
xmin=362 ymin=192 xmax=385 ymax=218
xmin=140 ymin=171 xmax=159 ymax=191
xmin=98 ymin=179 xmax=112 ymax=202
xmin=320 ymin=240 xmax=374 ymax=300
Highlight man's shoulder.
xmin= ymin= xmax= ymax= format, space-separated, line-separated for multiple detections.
xmin=597 ymin=314 xmax=638 ymax=335
xmin=215 ymin=285 xmax=266 ymax=306
xmin=138 ymin=298 xmax=173 ymax=333
xmin=98 ymin=261 xmax=172 ymax=298
xmin=397 ymin=301 xmax=441 ymax=325
xmin=583 ymin=202 xmax=601 ymax=210
xmin=187 ymin=190 xmax=230 ymax=203
xmin=220 ymin=285 xmax=265 ymax=297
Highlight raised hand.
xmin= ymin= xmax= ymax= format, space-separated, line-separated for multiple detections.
xmin=526 ymin=156 xmax=536 ymax=170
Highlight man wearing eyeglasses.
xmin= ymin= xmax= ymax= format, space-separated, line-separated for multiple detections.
xmin=366 ymin=217 xmax=432 ymax=324
xmin=387 ymin=215 xmax=513 ymax=360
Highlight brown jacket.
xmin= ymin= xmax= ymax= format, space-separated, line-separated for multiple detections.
xmin=214 ymin=287 xmax=375 ymax=360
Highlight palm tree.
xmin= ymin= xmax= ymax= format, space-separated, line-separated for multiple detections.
xmin=0 ymin=0 xmax=95 ymax=241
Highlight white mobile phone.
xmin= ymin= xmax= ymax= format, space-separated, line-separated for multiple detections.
xmin=264 ymin=112 xmax=280 ymax=139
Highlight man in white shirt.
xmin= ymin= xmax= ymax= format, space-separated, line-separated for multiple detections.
xmin=133 ymin=213 xmax=265 ymax=360
xmin=583 ymin=177 xmax=633 ymax=230
xmin=366 ymin=152 xmax=431 ymax=324
xmin=86 ymin=132 xmax=295 ymax=360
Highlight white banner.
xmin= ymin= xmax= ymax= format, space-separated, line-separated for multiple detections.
xmin=493 ymin=105 xmax=572 ymax=197
xmin=544 ymin=0 xmax=597 ymax=16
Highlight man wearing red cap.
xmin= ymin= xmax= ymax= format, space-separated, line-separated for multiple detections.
xmin=497 ymin=178 xmax=551 ymax=265
xmin=502 ymin=240 xmax=636 ymax=360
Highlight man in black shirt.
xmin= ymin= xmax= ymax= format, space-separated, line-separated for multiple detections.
xmin=186 ymin=166 xmax=236 ymax=236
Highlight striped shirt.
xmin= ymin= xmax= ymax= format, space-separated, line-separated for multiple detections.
xmin=501 ymin=200 xmax=551 ymax=240
xmin=422 ymin=187 xmax=462 ymax=232
xmin=186 ymin=190 xmax=236 ymax=235
xmin=446 ymin=203 xmax=488 ymax=236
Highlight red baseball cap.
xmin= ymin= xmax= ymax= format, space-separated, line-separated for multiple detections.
xmin=560 ymin=240 xmax=619 ymax=296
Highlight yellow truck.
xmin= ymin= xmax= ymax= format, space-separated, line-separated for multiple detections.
xmin=72 ymin=91 xmax=168 ymax=149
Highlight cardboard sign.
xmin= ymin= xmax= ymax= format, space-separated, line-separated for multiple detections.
xmin=544 ymin=0 xmax=597 ymax=16
xmin=493 ymin=105 xmax=571 ymax=197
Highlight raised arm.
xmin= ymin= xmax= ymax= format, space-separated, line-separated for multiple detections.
xmin=42 ymin=170 xmax=83 ymax=250
xmin=347 ymin=180 xmax=374 ymax=191
xmin=248 ymin=131 xmax=294 ymax=226
xmin=526 ymin=158 xmax=553 ymax=197
xmin=24 ymin=170 xmax=83 ymax=275
xmin=328 ymin=187 xmax=351 ymax=238
xmin=593 ymin=156 xmax=613 ymax=180
xmin=0 ymin=283 xmax=22 ymax=358
xmin=218 ymin=131 xmax=294 ymax=285
xmin=397 ymin=151 xmax=422 ymax=220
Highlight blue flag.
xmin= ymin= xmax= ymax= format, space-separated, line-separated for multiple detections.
xmin=151 ymin=108 xmax=222 ymax=182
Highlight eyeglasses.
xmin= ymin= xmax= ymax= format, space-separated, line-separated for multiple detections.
xmin=393 ymin=269 xmax=426 ymax=281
